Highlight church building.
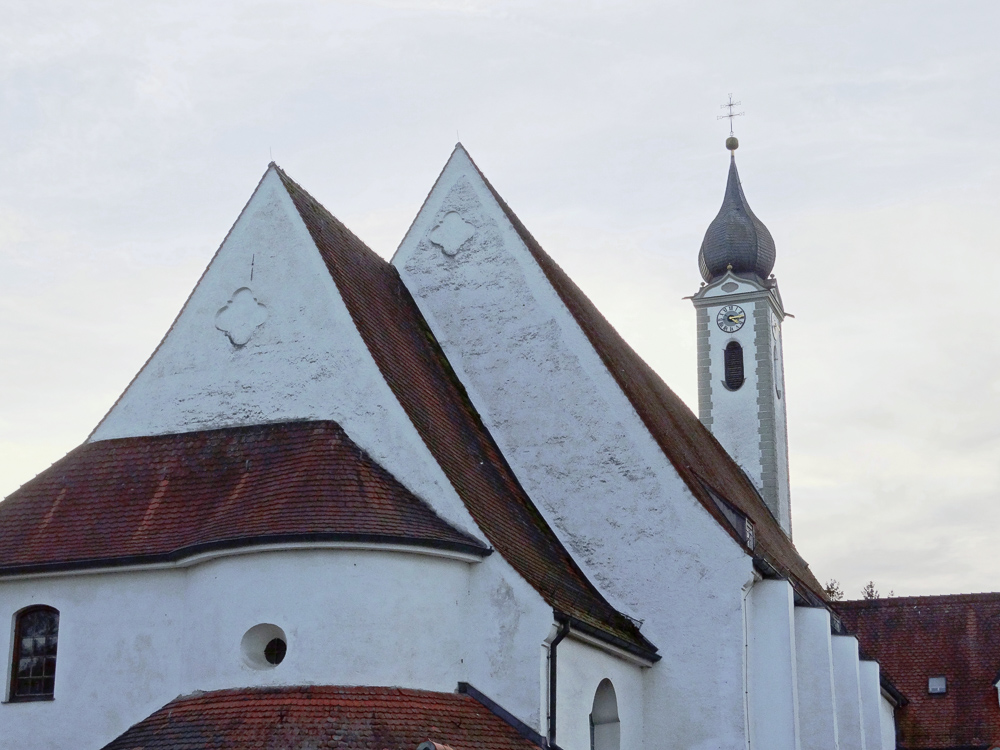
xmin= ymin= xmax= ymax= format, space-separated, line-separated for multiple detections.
xmin=0 ymin=138 xmax=983 ymax=749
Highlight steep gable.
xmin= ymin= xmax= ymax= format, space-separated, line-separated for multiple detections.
xmin=488 ymin=172 xmax=821 ymax=596
xmin=274 ymin=167 xmax=655 ymax=659
xmin=9 ymin=163 xmax=653 ymax=658
xmin=396 ymin=145 xmax=821 ymax=600
xmin=88 ymin=165 xmax=481 ymax=542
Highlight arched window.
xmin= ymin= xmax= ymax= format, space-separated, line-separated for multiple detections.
xmin=724 ymin=341 xmax=745 ymax=391
xmin=773 ymin=344 xmax=782 ymax=399
xmin=590 ymin=679 xmax=620 ymax=750
xmin=9 ymin=606 xmax=59 ymax=701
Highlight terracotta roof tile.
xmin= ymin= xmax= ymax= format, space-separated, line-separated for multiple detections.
xmin=99 ymin=685 xmax=542 ymax=750
xmin=0 ymin=421 xmax=487 ymax=575
xmin=275 ymin=167 xmax=656 ymax=660
xmin=461 ymin=151 xmax=823 ymax=597
xmin=838 ymin=593 xmax=1000 ymax=749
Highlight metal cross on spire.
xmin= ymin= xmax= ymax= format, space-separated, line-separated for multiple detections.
xmin=717 ymin=94 xmax=744 ymax=136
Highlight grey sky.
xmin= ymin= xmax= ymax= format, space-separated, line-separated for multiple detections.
xmin=1 ymin=0 xmax=997 ymax=598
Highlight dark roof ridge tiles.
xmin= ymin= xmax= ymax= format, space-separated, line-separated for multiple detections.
xmin=451 ymin=145 xmax=823 ymax=598
xmin=0 ymin=420 xmax=488 ymax=576
xmin=273 ymin=166 xmax=656 ymax=660
xmin=838 ymin=592 xmax=1000 ymax=607
xmin=99 ymin=685 xmax=544 ymax=750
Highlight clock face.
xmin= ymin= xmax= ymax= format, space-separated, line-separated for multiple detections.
xmin=717 ymin=304 xmax=746 ymax=333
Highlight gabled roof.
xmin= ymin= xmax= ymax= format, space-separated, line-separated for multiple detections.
xmin=270 ymin=167 xmax=655 ymax=659
xmin=459 ymin=147 xmax=822 ymax=597
xmin=0 ymin=421 xmax=487 ymax=576
xmin=837 ymin=593 xmax=1000 ymax=750
xmin=99 ymin=686 xmax=543 ymax=750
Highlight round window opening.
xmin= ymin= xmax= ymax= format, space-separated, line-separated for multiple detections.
xmin=241 ymin=623 xmax=287 ymax=670
xmin=264 ymin=637 xmax=286 ymax=665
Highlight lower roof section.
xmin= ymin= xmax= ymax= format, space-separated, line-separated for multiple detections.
xmin=99 ymin=685 xmax=544 ymax=750
xmin=0 ymin=420 xmax=488 ymax=576
xmin=837 ymin=592 xmax=1000 ymax=750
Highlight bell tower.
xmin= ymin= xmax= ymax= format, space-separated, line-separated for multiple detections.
xmin=690 ymin=136 xmax=792 ymax=537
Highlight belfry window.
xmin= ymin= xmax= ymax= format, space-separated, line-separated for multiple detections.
xmin=9 ymin=606 xmax=59 ymax=701
xmin=724 ymin=341 xmax=745 ymax=391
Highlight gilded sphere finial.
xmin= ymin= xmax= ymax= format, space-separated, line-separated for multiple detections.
xmin=726 ymin=136 xmax=739 ymax=152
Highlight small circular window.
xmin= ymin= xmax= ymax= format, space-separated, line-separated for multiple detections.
xmin=264 ymin=637 xmax=286 ymax=665
xmin=241 ymin=624 xmax=287 ymax=670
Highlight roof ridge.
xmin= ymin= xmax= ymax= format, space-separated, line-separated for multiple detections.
xmin=838 ymin=591 xmax=1000 ymax=607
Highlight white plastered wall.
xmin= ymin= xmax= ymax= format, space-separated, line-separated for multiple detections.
xmin=878 ymin=694 xmax=896 ymax=750
xmin=698 ymin=283 xmax=766 ymax=488
xmin=858 ymin=661 xmax=883 ymax=750
xmin=747 ymin=579 xmax=801 ymax=750
xmin=554 ymin=637 xmax=644 ymax=750
xmin=694 ymin=275 xmax=791 ymax=534
xmin=0 ymin=546 xmax=556 ymax=749
xmin=89 ymin=167 xmax=480 ymax=541
xmin=832 ymin=635 xmax=867 ymax=750
xmin=794 ymin=606 xmax=839 ymax=750
xmin=393 ymin=147 xmax=754 ymax=750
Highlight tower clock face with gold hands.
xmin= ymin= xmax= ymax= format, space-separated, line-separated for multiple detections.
xmin=716 ymin=304 xmax=746 ymax=333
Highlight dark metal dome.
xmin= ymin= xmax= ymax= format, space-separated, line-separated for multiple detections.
xmin=698 ymin=154 xmax=775 ymax=282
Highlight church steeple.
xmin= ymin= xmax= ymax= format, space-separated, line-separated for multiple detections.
xmin=691 ymin=138 xmax=792 ymax=537
xmin=697 ymin=139 xmax=776 ymax=283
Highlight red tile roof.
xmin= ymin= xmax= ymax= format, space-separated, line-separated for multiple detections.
xmin=0 ymin=421 xmax=487 ymax=575
xmin=275 ymin=167 xmax=655 ymax=660
xmin=461 ymin=147 xmax=824 ymax=598
xmin=837 ymin=593 xmax=1000 ymax=750
xmin=99 ymin=686 xmax=543 ymax=750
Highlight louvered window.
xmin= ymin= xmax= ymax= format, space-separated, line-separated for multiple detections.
xmin=10 ymin=606 xmax=59 ymax=701
xmin=724 ymin=342 xmax=745 ymax=391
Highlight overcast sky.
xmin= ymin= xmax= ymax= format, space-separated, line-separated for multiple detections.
xmin=1 ymin=0 xmax=997 ymax=599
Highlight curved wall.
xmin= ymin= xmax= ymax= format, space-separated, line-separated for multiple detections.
xmin=0 ymin=546 xmax=552 ymax=749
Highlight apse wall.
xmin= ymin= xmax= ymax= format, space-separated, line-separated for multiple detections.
xmin=0 ymin=546 xmax=554 ymax=749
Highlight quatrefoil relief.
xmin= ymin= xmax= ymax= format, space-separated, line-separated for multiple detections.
xmin=429 ymin=211 xmax=475 ymax=257
xmin=215 ymin=287 xmax=268 ymax=347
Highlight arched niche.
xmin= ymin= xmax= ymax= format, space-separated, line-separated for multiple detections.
xmin=590 ymin=678 xmax=621 ymax=750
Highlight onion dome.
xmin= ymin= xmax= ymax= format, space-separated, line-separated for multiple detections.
xmin=698 ymin=142 xmax=775 ymax=283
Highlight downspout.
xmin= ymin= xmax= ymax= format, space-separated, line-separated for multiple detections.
xmin=742 ymin=575 xmax=758 ymax=750
xmin=547 ymin=619 xmax=571 ymax=748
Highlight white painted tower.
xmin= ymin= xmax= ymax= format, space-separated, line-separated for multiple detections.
xmin=690 ymin=137 xmax=792 ymax=536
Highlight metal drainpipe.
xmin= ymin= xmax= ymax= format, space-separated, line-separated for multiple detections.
xmin=548 ymin=619 xmax=571 ymax=748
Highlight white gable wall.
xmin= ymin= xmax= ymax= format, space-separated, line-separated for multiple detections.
xmin=394 ymin=147 xmax=755 ymax=750
xmin=89 ymin=167 xmax=480 ymax=542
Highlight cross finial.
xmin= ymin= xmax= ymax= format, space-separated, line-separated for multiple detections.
xmin=717 ymin=94 xmax=744 ymax=136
